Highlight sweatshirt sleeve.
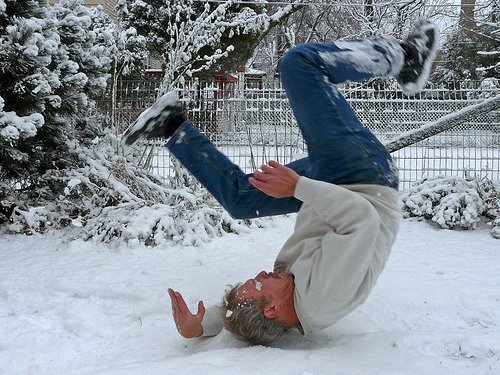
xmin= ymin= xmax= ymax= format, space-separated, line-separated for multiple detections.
xmin=201 ymin=305 xmax=224 ymax=337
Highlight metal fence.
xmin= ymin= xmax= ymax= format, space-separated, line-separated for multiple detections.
xmin=108 ymin=77 xmax=500 ymax=189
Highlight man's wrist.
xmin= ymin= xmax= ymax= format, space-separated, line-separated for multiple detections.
xmin=293 ymin=176 xmax=304 ymax=199
xmin=196 ymin=326 xmax=204 ymax=337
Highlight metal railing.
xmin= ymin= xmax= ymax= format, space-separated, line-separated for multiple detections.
xmin=107 ymin=77 xmax=500 ymax=189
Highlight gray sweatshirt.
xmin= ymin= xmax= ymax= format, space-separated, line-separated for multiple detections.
xmin=201 ymin=176 xmax=400 ymax=337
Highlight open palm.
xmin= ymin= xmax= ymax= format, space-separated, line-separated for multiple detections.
xmin=168 ymin=288 xmax=205 ymax=338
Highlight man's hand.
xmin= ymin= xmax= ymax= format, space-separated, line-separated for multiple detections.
xmin=168 ymin=288 xmax=205 ymax=338
xmin=249 ymin=160 xmax=300 ymax=198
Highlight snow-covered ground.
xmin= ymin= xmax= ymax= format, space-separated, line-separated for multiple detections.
xmin=1 ymin=216 xmax=499 ymax=374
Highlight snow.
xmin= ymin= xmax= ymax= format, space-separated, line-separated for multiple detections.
xmin=120 ymin=0 xmax=297 ymax=90
xmin=319 ymin=37 xmax=404 ymax=78
xmin=1 ymin=217 xmax=499 ymax=374
xmin=255 ymin=281 xmax=262 ymax=291
xmin=0 ymin=111 xmax=44 ymax=141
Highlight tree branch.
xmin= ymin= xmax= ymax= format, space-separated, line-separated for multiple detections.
xmin=384 ymin=95 xmax=500 ymax=152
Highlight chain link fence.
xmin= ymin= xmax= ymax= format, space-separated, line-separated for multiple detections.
xmin=106 ymin=77 xmax=500 ymax=189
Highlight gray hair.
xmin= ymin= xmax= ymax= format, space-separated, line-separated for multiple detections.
xmin=221 ymin=283 xmax=289 ymax=345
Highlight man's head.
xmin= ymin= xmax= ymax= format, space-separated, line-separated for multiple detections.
xmin=222 ymin=271 xmax=297 ymax=345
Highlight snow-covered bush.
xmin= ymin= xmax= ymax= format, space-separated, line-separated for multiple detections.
xmin=401 ymin=176 xmax=500 ymax=238
xmin=0 ymin=121 xmax=270 ymax=246
xmin=491 ymin=218 xmax=500 ymax=239
xmin=478 ymin=178 xmax=500 ymax=239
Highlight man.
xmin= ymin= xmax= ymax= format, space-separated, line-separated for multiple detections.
xmin=122 ymin=20 xmax=439 ymax=345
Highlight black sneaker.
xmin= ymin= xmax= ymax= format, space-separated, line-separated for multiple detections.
xmin=397 ymin=20 xmax=439 ymax=96
xmin=121 ymin=91 xmax=186 ymax=146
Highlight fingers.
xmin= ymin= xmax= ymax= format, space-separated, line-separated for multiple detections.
xmin=196 ymin=301 xmax=206 ymax=319
xmin=175 ymin=291 xmax=190 ymax=311
xmin=168 ymin=288 xmax=177 ymax=309
xmin=249 ymin=176 xmax=270 ymax=194
xmin=168 ymin=288 xmax=182 ymax=306
xmin=252 ymin=170 xmax=269 ymax=182
xmin=168 ymin=288 xmax=180 ymax=320
xmin=268 ymin=160 xmax=282 ymax=168
xmin=249 ymin=160 xmax=299 ymax=198
xmin=260 ymin=164 xmax=275 ymax=174
xmin=168 ymin=288 xmax=203 ymax=317
xmin=251 ymin=161 xmax=281 ymax=184
xmin=168 ymin=288 xmax=185 ymax=315
xmin=258 ymin=161 xmax=282 ymax=176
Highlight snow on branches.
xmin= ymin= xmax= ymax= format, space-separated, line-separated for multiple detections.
xmin=0 ymin=0 xmax=147 ymax=183
xmin=117 ymin=0 xmax=300 ymax=90
xmin=0 ymin=129 xmax=270 ymax=246
xmin=401 ymin=176 xmax=500 ymax=239
xmin=1 ymin=0 xmax=266 ymax=247
xmin=0 ymin=97 xmax=44 ymax=142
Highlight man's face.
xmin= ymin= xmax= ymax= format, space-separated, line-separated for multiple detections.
xmin=235 ymin=271 xmax=294 ymax=303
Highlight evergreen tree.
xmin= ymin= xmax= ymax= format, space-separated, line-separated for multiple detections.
xmin=433 ymin=26 xmax=500 ymax=83
xmin=49 ymin=0 xmax=115 ymax=103
xmin=0 ymin=0 xmax=62 ymax=182
xmin=475 ymin=0 xmax=500 ymax=78
xmin=0 ymin=0 xmax=118 ymax=184
xmin=433 ymin=2 xmax=500 ymax=84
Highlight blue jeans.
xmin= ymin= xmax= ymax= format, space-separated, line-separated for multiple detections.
xmin=167 ymin=37 xmax=403 ymax=219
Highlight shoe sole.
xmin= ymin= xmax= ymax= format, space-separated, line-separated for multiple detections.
xmin=121 ymin=91 xmax=181 ymax=146
xmin=400 ymin=21 xmax=439 ymax=96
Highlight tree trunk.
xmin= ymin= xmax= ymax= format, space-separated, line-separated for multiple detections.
xmin=384 ymin=95 xmax=500 ymax=153
xmin=365 ymin=0 xmax=374 ymax=24
xmin=460 ymin=0 xmax=477 ymax=31
xmin=492 ymin=1 xmax=499 ymax=23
